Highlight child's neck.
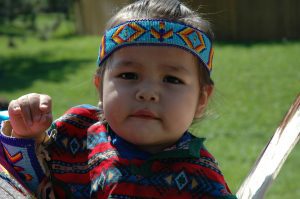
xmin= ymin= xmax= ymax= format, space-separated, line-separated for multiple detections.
xmin=135 ymin=142 xmax=176 ymax=154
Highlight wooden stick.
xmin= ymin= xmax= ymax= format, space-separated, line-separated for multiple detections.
xmin=237 ymin=94 xmax=300 ymax=199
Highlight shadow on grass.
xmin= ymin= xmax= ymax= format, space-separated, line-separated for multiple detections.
xmin=0 ymin=54 xmax=91 ymax=91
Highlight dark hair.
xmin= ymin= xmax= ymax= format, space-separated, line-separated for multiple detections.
xmin=97 ymin=0 xmax=214 ymax=86
xmin=107 ymin=0 xmax=214 ymax=39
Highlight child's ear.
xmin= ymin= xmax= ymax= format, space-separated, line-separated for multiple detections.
xmin=94 ymin=75 xmax=101 ymax=90
xmin=195 ymin=85 xmax=214 ymax=118
xmin=94 ymin=75 xmax=103 ymax=107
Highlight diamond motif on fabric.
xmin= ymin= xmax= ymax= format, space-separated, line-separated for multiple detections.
xmin=175 ymin=171 xmax=189 ymax=191
xmin=112 ymin=23 xmax=145 ymax=44
xmin=178 ymin=28 xmax=206 ymax=53
xmin=150 ymin=22 xmax=173 ymax=41
xmin=69 ymin=138 xmax=80 ymax=155
xmin=188 ymin=32 xmax=202 ymax=48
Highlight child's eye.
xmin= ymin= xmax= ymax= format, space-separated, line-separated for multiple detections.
xmin=163 ymin=76 xmax=184 ymax=84
xmin=118 ymin=72 xmax=138 ymax=80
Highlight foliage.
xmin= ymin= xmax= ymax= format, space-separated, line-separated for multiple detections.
xmin=0 ymin=0 xmax=73 ymax=40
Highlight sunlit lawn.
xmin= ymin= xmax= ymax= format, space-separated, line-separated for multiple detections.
xmin=0 ymin=33 xmax=299 ymax=198
xmin=195 ymin=41 xmax=300 ymax=198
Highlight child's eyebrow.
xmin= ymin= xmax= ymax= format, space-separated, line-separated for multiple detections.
xmin=163 ymin=64 xmax=190 ymax=74
xmin=112 ymin=60 xmax=140 ymax=68
xmin=112 ymin=60 xmax=190 ymax=74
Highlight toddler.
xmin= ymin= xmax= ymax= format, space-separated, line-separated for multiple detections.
xmin=0 ymin=0 xmax=236 ymax=198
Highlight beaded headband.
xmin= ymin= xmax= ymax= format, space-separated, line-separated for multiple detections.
xmin=97 ymin=19 xmax=214 ymax=74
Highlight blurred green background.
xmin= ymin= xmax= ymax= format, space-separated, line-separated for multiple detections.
xmin=0 ymin=0 xmax=299 ymax=198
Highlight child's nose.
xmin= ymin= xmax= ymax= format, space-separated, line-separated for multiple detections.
xmin=136 ymin=87 xmax=159 ymax=103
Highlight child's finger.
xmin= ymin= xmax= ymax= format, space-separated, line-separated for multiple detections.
xmin=17 ymin=96 xmax=33 ymax=126
xmin=41 ymin=112 xmax=53 ymax=124
xmin=28 ymin=94 xmax=43 ymax=123
xmin=8 ymin=100 xmax=22 ymax=115
xmin=39 ymin=94 xmax=52 ymax=113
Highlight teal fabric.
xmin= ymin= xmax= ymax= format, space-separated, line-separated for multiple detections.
xmin=0 ymin=111 xmax=9 ymax=124
xmin=97 ymin=19 xmax=214 ymax=74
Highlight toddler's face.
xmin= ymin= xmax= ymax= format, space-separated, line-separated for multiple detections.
xmin=100 ymin=46 xmax=209 ymax=153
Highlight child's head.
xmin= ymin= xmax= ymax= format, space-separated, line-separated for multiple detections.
xmin=94 ymin=0 xmax=214 ymax=153
xmin=98 ymin=0 xmax=214 ymax=86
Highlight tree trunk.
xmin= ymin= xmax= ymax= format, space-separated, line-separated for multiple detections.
xmin=74 ymin=0 xmax=131 ymax=35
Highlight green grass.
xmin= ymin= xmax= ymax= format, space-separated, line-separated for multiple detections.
xmin=193 ymin=41 xmax=300 ymax=198
xmin=0 ymin=35 xmax=99 ymax=115
xmin=0 ymin=34 xmax=299 ymax=198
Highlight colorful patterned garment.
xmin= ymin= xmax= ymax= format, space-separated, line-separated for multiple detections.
xmin=0 ymin=140 xmax=35 ymax=198
xmin=0 ymin=105 xmax=237 ymax=199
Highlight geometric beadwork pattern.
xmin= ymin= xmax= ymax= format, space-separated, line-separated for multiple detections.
xmin=174 ymin=170 xmax=189 ymax=190
xmin=91 ymin=167 xmax=122 ymax=192
xmin=98 ymin=19 xmax=214 ymax=74
xmin=55 ymin=133 xmax=86 ymax=155
xmin=0 ymin=141 xmax=43 ymax=192
xmin=59 ymin=113 xmax=97 ymax=129
xmin=69 ymin=137 xmax=81 ymax=155
xmin=89 ymin=161 xmax=231 ymax=198
xmin=3 ymin=147 xmax=23 ymax=164
xmin=2 ymin=147 xmax=34 ymax=182
xmin=87 ymin=132 xmax=109 ymax=149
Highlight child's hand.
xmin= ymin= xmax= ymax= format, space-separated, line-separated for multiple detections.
xmin=8 ymin=93 xmax=53 ymax=140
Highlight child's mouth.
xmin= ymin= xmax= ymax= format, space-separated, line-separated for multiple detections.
xmin=131 ymin=110 xmax=159 ymax=120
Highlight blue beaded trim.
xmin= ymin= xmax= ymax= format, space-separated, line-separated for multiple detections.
xmin=97 ymin=19 xmax=214 ymax=74
xmin=0 ymin=133 xmax=45 ymax=191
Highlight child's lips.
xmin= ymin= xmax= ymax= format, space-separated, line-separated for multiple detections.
xmin=131 ymin=110 xmax=160 ymax=120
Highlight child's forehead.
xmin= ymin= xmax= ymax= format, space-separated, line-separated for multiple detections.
xmin=108 ymin=46 xmax=199 ymax=70
xmin=112 ymin=45 xmax=197 ymax=58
